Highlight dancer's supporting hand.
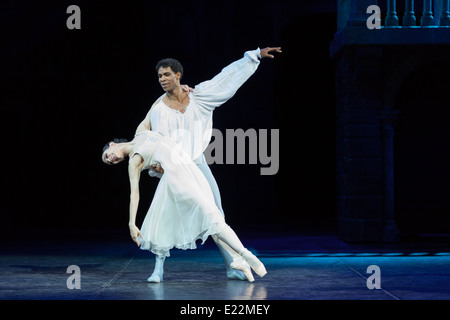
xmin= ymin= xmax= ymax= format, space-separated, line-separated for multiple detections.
xmin=181 ymin=84 xmax=194 ymax=93
xmin=260 ymin=47 xmax=282 ymax=59
xmin=151 ymin=162 xmax=164 ymax=174
xmin=129 ymin=224 xmax=143 ymax=247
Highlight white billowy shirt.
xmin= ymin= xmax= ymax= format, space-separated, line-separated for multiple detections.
xmin=149 ymin=48 xmax=261 ymax=165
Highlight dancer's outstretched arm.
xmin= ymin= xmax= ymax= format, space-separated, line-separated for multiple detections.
xmin=128 ymin=154 xmax=145 ymax=246
xmin=193 ymin=47 xmax=282 ymax=112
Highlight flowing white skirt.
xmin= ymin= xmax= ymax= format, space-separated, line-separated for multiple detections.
xmin=138 ymin=137 xmax=227 ymax=257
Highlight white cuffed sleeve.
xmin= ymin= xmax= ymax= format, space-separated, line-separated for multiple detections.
xmin=193 ymin=48 xmax=261 ymax=112
xmin=148 ymin=168 xmax=163 ymax=178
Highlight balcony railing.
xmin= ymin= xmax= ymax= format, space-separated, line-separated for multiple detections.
xmin=385 ymin=0 xmax=450 ymax=27
xmin=331 ymin=0 xmax=450 ymax=56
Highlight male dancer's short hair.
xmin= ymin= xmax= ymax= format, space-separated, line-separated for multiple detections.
xmin=155 ymin=58 xmax=184 ymax=78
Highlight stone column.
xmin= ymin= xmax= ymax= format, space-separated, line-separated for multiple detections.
xmin=336 ymin=47 xmax=385 ymax=242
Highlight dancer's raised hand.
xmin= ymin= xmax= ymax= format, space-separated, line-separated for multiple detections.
xmin=260 ymin=47 xmax=282 ymax=59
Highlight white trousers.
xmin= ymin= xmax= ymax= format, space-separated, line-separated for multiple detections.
xmin=196 ymin=161 xmax=224 ymax=216
xmin=195 ymin=155 xmax=240 ymax=269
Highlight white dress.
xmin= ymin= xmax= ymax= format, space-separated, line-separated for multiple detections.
xmin=133 ymin=130 xmax=227 ymax=257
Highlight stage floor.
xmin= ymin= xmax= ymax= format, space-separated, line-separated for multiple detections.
xmin=1 ymin=229 xmax=450 ymax=300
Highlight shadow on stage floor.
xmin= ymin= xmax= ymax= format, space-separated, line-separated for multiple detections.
xmin=2 ymin=222 xmax=450 ymax=300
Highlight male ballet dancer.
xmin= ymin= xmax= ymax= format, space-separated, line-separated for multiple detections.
xmin=135 ymin=46 xmax=281 ymax=282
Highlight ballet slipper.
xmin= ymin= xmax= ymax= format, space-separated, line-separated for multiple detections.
xmin=227 ymin=269 xmax=248 ymax=281
xmin=241 ymin=249 xmax=267 ymax=278
xmin=147 ymin=273 xmax=163 ymax=283
xmin=147 ymin=256 xmax=165 ymax=283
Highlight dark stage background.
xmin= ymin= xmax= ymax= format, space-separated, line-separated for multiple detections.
xmin=0 ymin=1 xmax=337 ymax=238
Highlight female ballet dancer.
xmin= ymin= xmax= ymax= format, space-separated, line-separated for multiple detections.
xmin=101 ymin=129 xmax=266 ymax=282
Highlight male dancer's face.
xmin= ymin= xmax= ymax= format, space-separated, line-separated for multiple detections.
xmin=158 ymin=67 xmax=181 ymax=92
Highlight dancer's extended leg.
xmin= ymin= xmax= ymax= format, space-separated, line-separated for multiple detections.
xmin=147 ymin=255 xmax=165 ymax=283
xmin=216 ymin=225 xmax=267 ymax=282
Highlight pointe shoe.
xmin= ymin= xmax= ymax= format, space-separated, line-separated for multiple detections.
xmin=231 ymin=260 xmax=255 ymax=283
xmin=241 ymin=249 xmax=267 ymax=278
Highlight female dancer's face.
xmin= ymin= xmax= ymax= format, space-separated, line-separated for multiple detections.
xmin=102 ymin=142 xmax=125 ymax=165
